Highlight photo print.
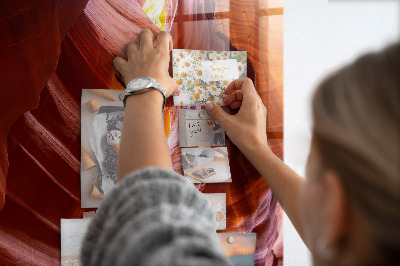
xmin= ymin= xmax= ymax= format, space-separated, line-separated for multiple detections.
xmin=81 ymin=89 xmax=125 ymax=208
xmin=218 ymin=233 xmax=257 ymax=266
xmin=179 ymin=109 xmax=225 ymax=147
xmin=61 ymin=219 xmax=92 ymax=266
xmin=181 ymin=147 xmax=231 ymax=183
xmin=204 ymin=193 xmax=227 ymax=230
xmin=172 ymin=49 xmax=247 ymax=106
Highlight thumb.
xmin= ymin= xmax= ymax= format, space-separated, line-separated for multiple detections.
xmin=205 ymin=102 xmax=231 ymax=128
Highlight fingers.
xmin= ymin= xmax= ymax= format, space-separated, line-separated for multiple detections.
xmin=223 ymin=90 xmax=243 ymax=106
xmin=125 ymin=41 xmax=139 ymax=59
xmin=230 ymin=101 xmax=242 ymax=109
xmin=156 ymin=31 xmax=172 ymax=52
xmin=113 ymin=56 xmax=127 ymax=73
xmin=139 ymin=29 xmax=155 ymax=51
xmin=205 ymin=102 xmax=231 ymax=128
xmin=224 ymin=78 xmax=256 ymax=97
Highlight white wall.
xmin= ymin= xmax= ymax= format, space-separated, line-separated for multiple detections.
xmin=284 ymin=1 xmax=399 ymax=265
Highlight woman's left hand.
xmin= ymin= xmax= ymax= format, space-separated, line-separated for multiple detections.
xmin=113 ymin=29 xmax=179 ymax=97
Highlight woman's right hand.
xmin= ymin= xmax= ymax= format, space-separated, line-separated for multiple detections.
xmin=205 ymin=78 xmax=269 ymax=156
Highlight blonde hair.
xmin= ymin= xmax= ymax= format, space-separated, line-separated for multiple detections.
xmin=312 ymin=43 xmax=400 ymax=264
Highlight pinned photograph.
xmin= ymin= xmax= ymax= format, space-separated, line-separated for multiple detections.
xmin=81 ymin=89 xmax=125 ymax=208
xmin=179 ymin=109 xmax=225 ymax=147
xmin=61 ymin=219 xmax=92 ymax=266
xmin=204 ymin=193 xmax=227 ymax=230
xmin=173 ymin=49 xmax=247 ymax=106
xmin=181 ymin=147 xmax=231 ymax=183
xmin=218 ymin=233 xmax=257 ymax=266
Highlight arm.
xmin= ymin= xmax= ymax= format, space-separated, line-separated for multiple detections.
xmin=183 ymin=154 xmax=197 ymax=167
xmin=216 ymin=148 xmax=228 ymax=157
xmin=205 ymin=78 xmax=306 ymax=241
xmin=113 ymin=29 xmax=178 ymax=180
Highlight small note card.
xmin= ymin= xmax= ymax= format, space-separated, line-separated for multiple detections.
xmin=173 ymin=49 xmax=247 ymax=106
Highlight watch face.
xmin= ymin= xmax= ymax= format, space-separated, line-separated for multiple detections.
xmin=130 ymin=77 xmax=151 ymax=90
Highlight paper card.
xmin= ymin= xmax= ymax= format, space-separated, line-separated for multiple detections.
xmin=173 ymin=49 xmax=247 ymax=106
xmin=218 ymin=233 xmax=257 ymax=266
xmin=83 ymin=211 xmax=96 ymax=219
xmin=81 ymin=89 xmax=125 ymax=208
xmin=61 ymin=219 xmax=92 ymax=266
xmin=204 ymin=193 xmax=227 ymax=230
xmin=179 ymin=109 xmax=225 ymax=147
xmin=181 ymin=147 xmax=231 ymax=183
xmin=142 ymin=0 xmax=166 ymax=30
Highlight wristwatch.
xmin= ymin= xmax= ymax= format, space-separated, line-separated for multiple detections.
xmin=119 ymin=77 xmax=166 ymax=110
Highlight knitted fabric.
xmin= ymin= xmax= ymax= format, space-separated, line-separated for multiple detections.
xmin=81 ymin=167 xmax=232 ymax=266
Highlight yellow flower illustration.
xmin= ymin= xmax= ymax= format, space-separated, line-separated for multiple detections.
xmin=197 ymin=70 xmax=202 ymax=76
xmin=211 ymin=86 xmax=217 ymax=91
xmin=184 ymin=62 xmax=190 ymax=67
xmin=193 ymin=93 xmax=200 ymax=100
xmin=198 ymin=89 xmax=202 ymax=94
xmin=194 ymin=81 xmax=200 ymax=87
xmin=180 ymin=101 xmax=183 ymax=106
xmin=222 ymin=80 xmax=229 ymax=85
xmin=180 ymin=72 xmax=187 ymax=78
xmin=176 ymin=79 xmax=183 ymax=85
xmin=200 ymin=50 xmax=205 ymax=54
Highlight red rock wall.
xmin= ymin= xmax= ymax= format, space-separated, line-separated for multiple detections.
xmin=0 ymin=0 xmax=282 ymax=265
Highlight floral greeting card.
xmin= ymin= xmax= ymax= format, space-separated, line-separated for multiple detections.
xmin=172 ymin=49 xmax=247 ymax=106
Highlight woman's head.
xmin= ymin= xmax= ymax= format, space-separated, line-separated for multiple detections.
xmin=302 ymin=43 xmax=400 ymax=265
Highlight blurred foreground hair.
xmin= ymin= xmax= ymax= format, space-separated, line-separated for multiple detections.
xmin=312 ymin=43 xmax=400 ymax=264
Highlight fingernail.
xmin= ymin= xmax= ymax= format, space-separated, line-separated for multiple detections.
xmin=177 ymin=86 xmax=182 ymax=94
xmin=205 ymin=102 xmax=214 ymax=111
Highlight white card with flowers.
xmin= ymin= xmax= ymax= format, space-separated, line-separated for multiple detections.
xmin=172 ymin=49 xmax=247 ymax=106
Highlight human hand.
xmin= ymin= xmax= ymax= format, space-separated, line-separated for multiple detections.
xmin=113 ymin=29 xmax=179 ymax=97
xmin=205 ymin=78 xmax=269 ymax=155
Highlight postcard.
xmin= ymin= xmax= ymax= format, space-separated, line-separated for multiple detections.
xmin=204 ymin=193 xmax=226 ymax=230
xmin=179 ymin=109 xmax=225 ymax=147
xmin=218 ymin=233 xmax=257 ymax=266
xmin=61 ymin=219 xmax=92 ymax=266
xmin=81 ymin=89 xmax=125 ymax=208
xmin=172 ymin=49 xmax=247 ymax=106
xmin=181 ymin=147 xmax=231 ymax=183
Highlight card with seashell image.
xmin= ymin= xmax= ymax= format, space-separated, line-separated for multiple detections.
xmin=172 ymin=49 xmax=247 ymax=106
xmin=204 ymin=193 xmax=227 ymax=230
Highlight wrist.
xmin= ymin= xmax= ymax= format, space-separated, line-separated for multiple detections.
xmin=240 ymin=137 xmax=271 ymax=160
xmin=125 ymin=90 xmax=164 ymax=111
